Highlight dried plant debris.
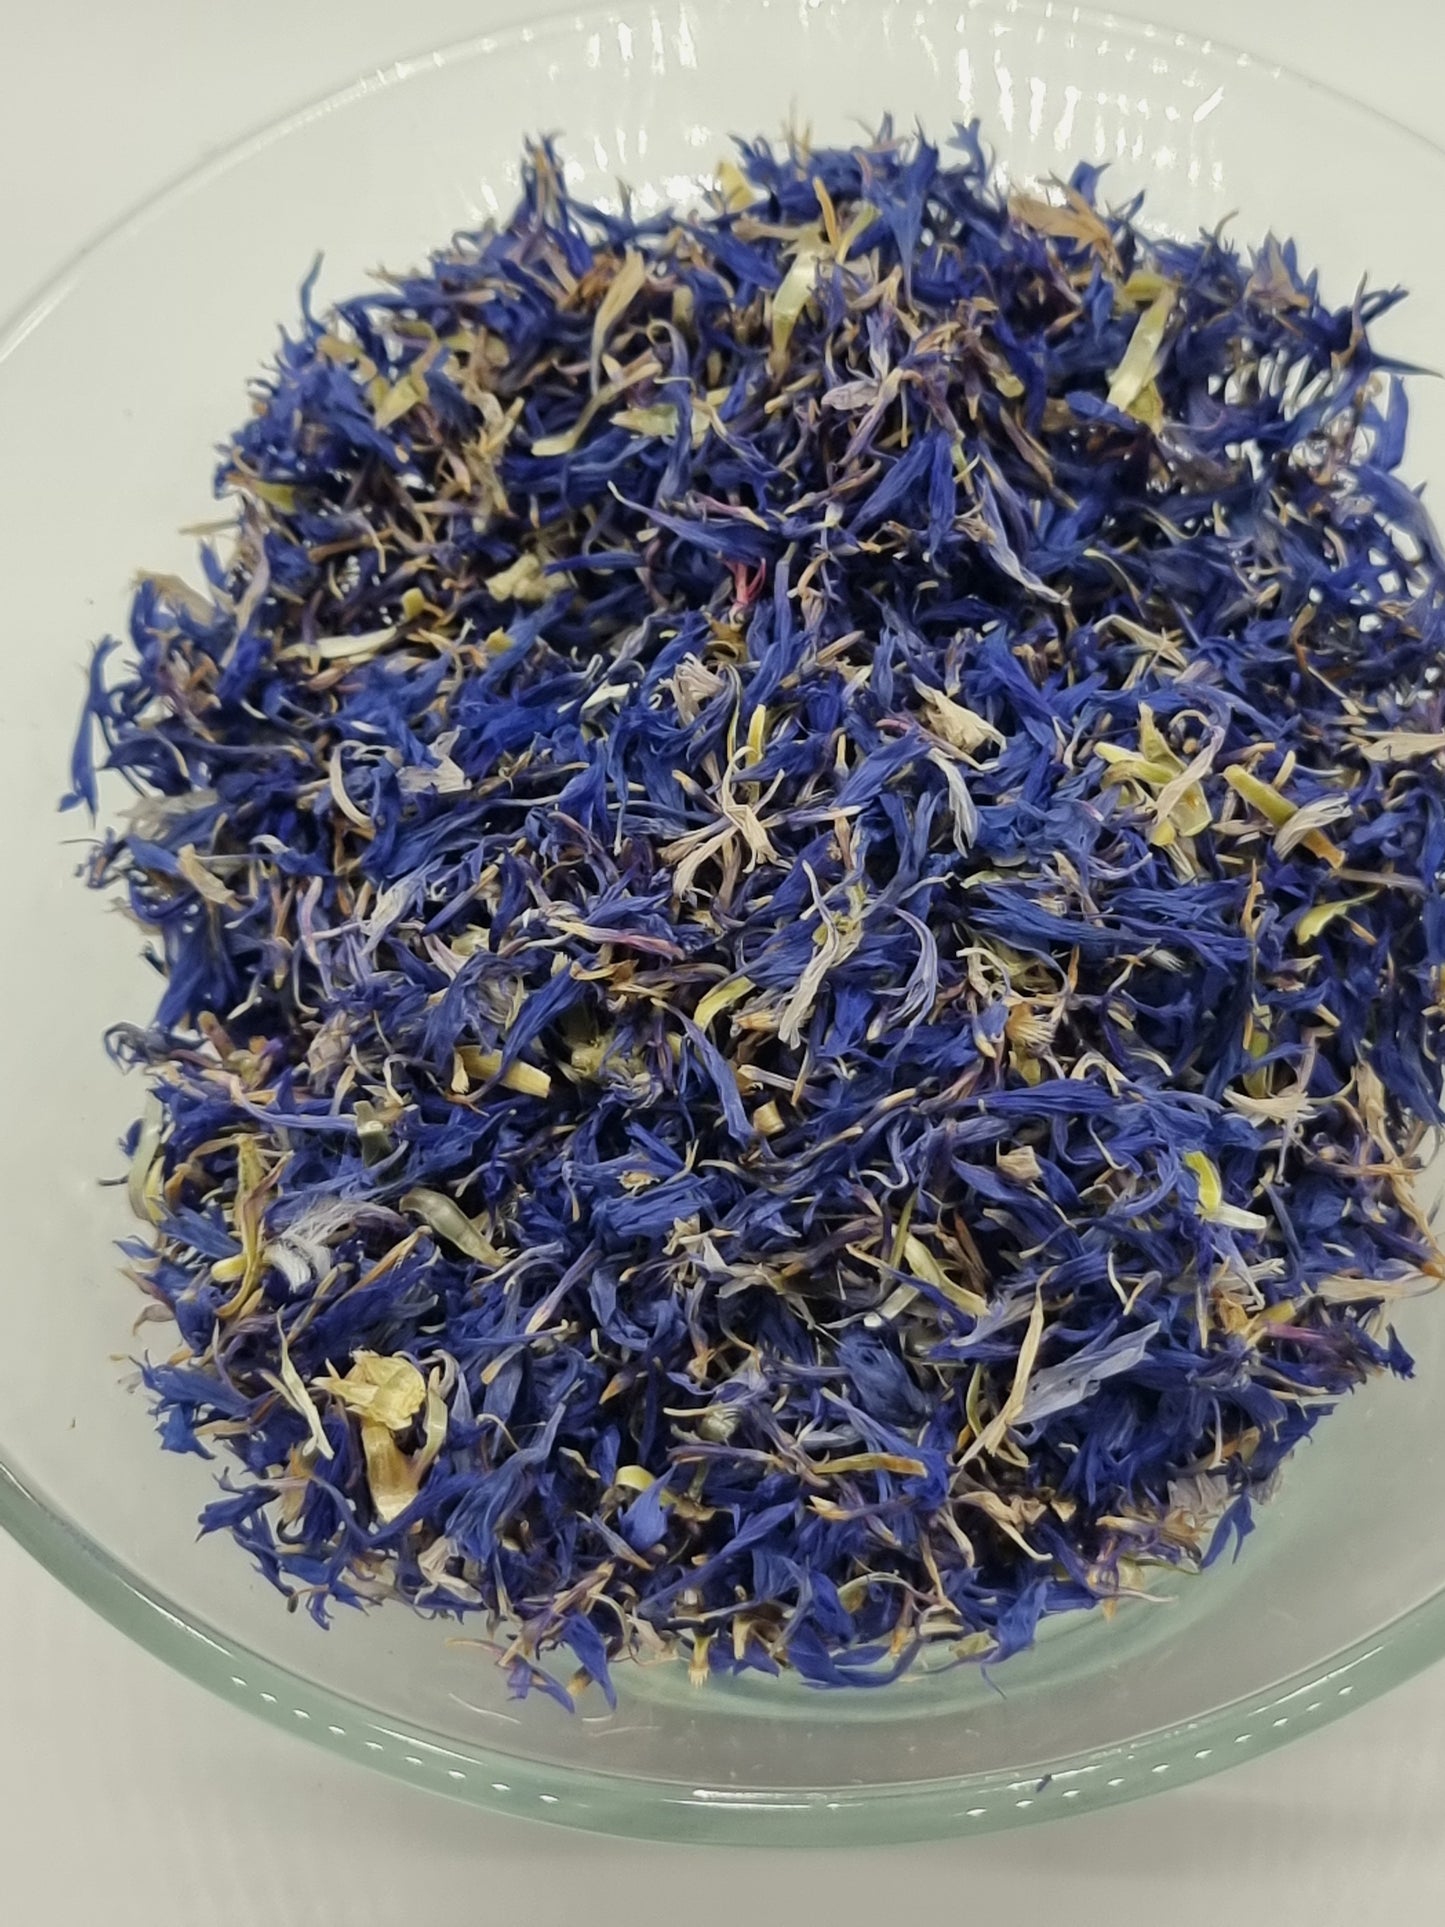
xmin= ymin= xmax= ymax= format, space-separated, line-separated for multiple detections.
xmin=65 ymin=126 xmax=1445 ymax=1698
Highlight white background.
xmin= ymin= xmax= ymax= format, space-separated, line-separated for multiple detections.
xmin=2 ymin=2 xmax=1442 ymax=1919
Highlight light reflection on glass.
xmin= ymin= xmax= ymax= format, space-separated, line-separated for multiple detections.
xmin=675 ymin=6 xmax=698 ymax=68
xmin=1052 ymin=82 xmax=1078 ymax=152
xmin=995 ymin=56 xmax=1015 ymax=131
xmin=956 ymin=46 xmax=974 ymax=116
xmin=1029 ymin=73 xmax=1046 ymax=138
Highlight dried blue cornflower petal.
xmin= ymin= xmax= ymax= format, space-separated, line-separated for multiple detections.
xmin=68 ymin=124 xmax=1445 ymax=1695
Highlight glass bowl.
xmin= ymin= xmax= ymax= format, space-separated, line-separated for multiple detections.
xmin=2 ymin=0 xmax=1444 ymax=1846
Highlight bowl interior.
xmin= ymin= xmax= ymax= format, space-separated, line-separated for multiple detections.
xmin=2 ymin=0 xmax=1444 ymax=1842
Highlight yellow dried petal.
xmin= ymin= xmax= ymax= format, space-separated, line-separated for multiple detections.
xmin=310 ymin=627 xmax=398 ymax=663
xmin=590 ymin=249 xmax=648 ymax=391
xmin=960 ymin=1288 xmax=1045 ymax=1465
xmin=1243 ymin=1020 xmax=1273 ymax=1101
xmin=314 ymin=1351 xmax=427 ymax=1433
xmin=1359 ymin=729 xmax=1445 ymax=765
xmin=1183 ymin=1150 xmax=1269 ymax=1231
xmin=1121 ymin=268 xmax=1170 ymax=304
xmin=126 ymin=1093 xmax=165 ymax=1226
xmin=1182 ymin=1149 xmax=1223 ymax=1215
xmin=272 ymin=1319 xmax=334 ymax=1461
xmin=964 ymin=1364 xmax=987 ymax=1444
xmin=1095 ymin=747 xmax=1183 ymax=789
xmin=455 ymin=1046 xmax=552 ymax=1098
xmin=249 ymin=479 xmax=297 ymax=512
xmin=834 ymin=200 xmax=880 ymax=263
xmin=1010 ymin=189 xmax=1116 ymax=258
xmin=1136 ymin=706 xmax=1184 ymax=776
xmin=400 ymin=1188 xmax=501 ymax=1266
xmin=612 ymin=403 xmax=679 ymax=439
xmin=1165 ymin=785 xmax=1212 ymax=839
xmin=1214 ymin=1202 xmax=1272 ymax=1232
xmin=920 ymin=688 xmax=1004 ymax=754
xmin=1225 ymin=766 xmax=1296 ymax=828
xmin=360 ymin=1419 xmax=419 ymax=1523
xmin=716 ymin=158 xmax=752 ymax=212
xmin=1295 ymin=894 xmax=1373 ymax=945
xmin=954 ymin=1630 xmax=998 ymax=1659
xmin=693 ymin=975 xmax=756 ymax=1031
xmin=996 ymin=1144 xmax=1043 ymax=1184
xmin=176 ymin=844 xmax=238 ymax=908
xmin=902 ymin=1233 xmax=988 ymax=1316
xmin=815 ymin=1452 xmax=929 ymax=1479
xmin=327 ymin=745 xmax=374 ymax=833
xmin=1107 ymin=285 xmax=1176 ymax=414
xmin=373 ymin=367 xmax=429 ymax=428
xmin=213 ymin=1134 xmax=276 ymax=1319
xmin=1128 ymin=378 xmax=1165 ymax=431
xmin=689 ymin=1631 xmax=712 ymax=1688
xmin=484 ymin=553 xmax=566 ymax=605
xmin=413 ymin=1372 xmax=450 ymax=1480
xmin=769 ymin=228 xmax=825 ymax=375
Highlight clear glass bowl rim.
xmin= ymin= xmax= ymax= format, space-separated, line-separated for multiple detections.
xmin=3 ymin=0 xmax=1444 ymax=1845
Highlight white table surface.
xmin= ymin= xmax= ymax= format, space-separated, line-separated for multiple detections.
xmin=3 ymin=1 xmax=1442 ymax=1919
